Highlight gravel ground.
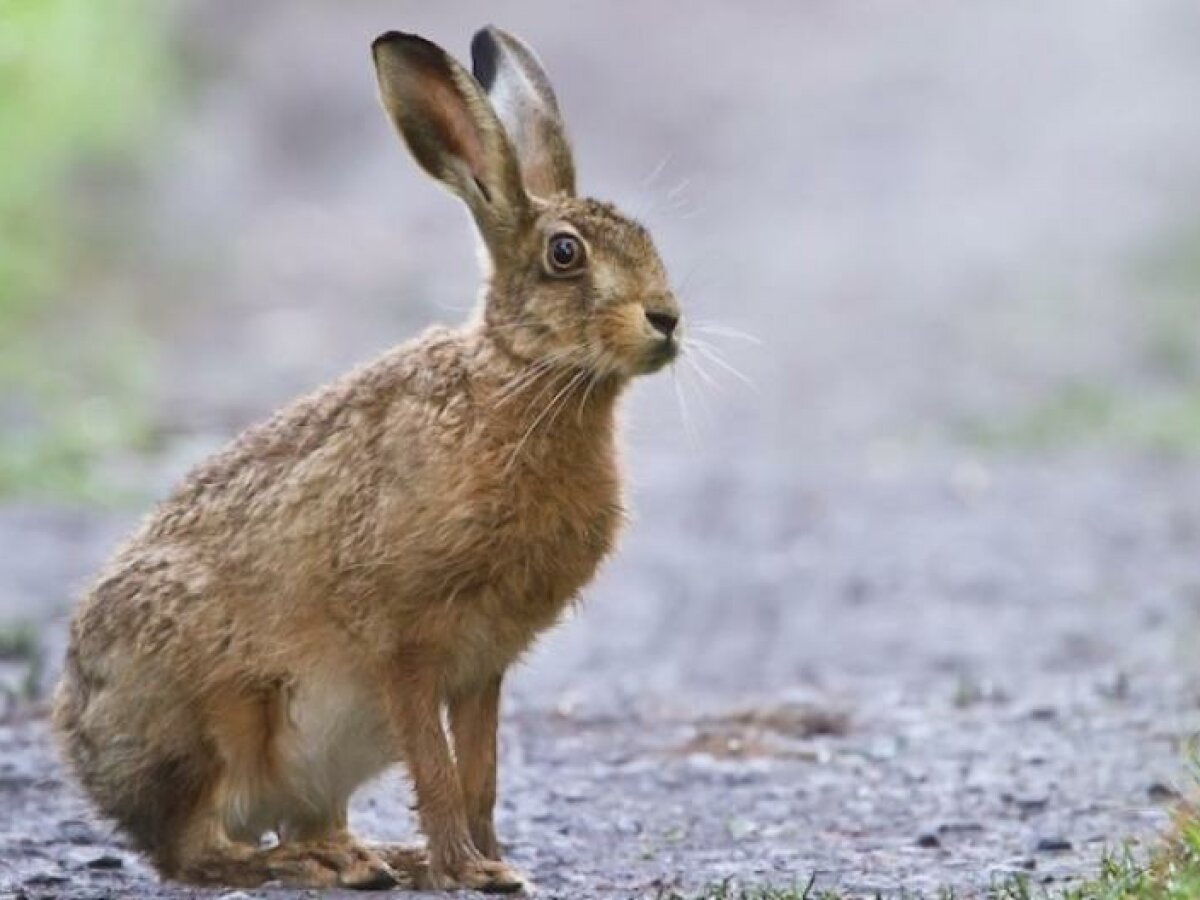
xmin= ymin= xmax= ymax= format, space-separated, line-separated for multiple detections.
xmin=5 ymin=460 xmax=1200 ymax=897
xmin=5 ymin=2 xmax=1200 ymax=898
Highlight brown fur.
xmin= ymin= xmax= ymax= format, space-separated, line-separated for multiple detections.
xmin=53 ymin=26 xmax=680 ymax=894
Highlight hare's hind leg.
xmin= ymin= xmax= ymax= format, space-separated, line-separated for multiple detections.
xmin=167 ymin=768 xmax=400 ymax=889
xmin=168 ymin=686 xmax=397 ymax=889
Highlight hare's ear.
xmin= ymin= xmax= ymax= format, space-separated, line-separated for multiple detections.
xmin=373 ymin=31 xmax=530 ymax=247
xmin=471 ymin=26 xmax=576 ymax=199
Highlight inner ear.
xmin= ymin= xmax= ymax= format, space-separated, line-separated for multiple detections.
xmin=373 ymin=31 xmax=530 ymax=243
xmin=417 ymin=76 xmax=489 ymax=186
xmin=471 ymin=26 xmax=576 ymax=199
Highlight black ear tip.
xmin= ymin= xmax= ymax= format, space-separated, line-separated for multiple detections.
xmin=372 ymin=31 xmax=403 ymax=54
xmin=371 ymin=30 xmax=434 ymax=61
xmin=470 ymin=26 xmax=501 ymax=90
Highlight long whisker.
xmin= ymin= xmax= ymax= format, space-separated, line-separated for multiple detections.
xmin=691 ymin=322 xmax=762 ymax=345
xmin=492 ymin=349 xmax=583 ymax=407
xmin=576 ymin=368 xmax=602 ymax=425
xmin=503 ymin=369 xmax=587 ymax=475
xmin=546 ymin=368 xmax=589 ymax=434
xmin=666 ymin=177 xmax=691 ymax=203
xmin=671 ymin=363 xmax=699 ymax=449
xmin=686 ymin=338 xmax=758 ymax=393
xmin=641 ymin=152 xmax=673 ymax=188
xmin=683 ymin=349 xmax=723 ymax=394
xmin=682 ymin=353 xmax=719 ymax=424
xmin=492 ymin=360 xmax=559 ymax=408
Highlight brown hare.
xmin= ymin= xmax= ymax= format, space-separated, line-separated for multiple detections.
xmin=53 ymin=25 xmax=681 ymax=894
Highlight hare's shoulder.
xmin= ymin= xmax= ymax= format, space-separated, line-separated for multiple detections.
xmin=147 ymin=327 xmax=473 ymax=540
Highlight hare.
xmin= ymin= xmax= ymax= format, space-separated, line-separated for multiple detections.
xmin=52 ymin=25 xmax=680 ymax=894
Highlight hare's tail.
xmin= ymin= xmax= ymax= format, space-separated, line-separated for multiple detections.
xmin=53 ymin=645 xmax=214 ymax=873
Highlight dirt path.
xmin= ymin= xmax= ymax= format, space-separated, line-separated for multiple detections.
xmin=5 ymin=460 xmax=1200 ymax=897
xmin=5 ymin=2 xmax=1200 ymax=897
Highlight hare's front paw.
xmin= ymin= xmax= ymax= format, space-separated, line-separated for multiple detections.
xmin=422 ymin=856 xmax=527 ymax=894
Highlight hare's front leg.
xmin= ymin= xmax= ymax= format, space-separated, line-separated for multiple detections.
xmin=449 ymin=675 xmax=503 ymax=859
xmin=385 ymin=662 xmax=524 ymax=893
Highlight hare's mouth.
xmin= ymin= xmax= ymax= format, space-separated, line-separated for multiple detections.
xmin=640 ymin=338 xmax=679 ymax=374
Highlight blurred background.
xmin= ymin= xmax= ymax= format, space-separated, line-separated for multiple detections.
xmin=4 ymin=1 xmax=1200 ymax=892
xmin=5 ymin=0 xmax=1200 ymax=666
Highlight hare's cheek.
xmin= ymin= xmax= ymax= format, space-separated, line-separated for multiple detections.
xmin=596 ymin=305 xmax=652 ymax=371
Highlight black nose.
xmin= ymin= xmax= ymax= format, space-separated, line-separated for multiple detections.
xmin=645 ymin=310 xmax=679 ymax=338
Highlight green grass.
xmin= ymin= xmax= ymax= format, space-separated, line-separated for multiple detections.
xmin=964 ymin=382 xmax=1200 ymax=456
xmin=0 ymin=621 xmax=43 ymax=703
xmin=1138 ymin=221 xmax=1200 ymax=382
xmin=653 ymin=805 xmax=1200 ymax=900
xmin=960 ymin=216 xmax=1200 ymax=458
xmin=0 ymin=622 xmax=37 ymax=661
xmin=0 ymin=0 xmax=168 ymax=502
xmin=964 ymin=216 xmax=1200 ymax=457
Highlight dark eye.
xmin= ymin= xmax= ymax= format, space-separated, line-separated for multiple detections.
xmin=547 ymin=232 xmax=585 ymax=274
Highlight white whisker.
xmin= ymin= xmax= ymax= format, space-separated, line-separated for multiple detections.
xmin=671 ymin=364 xmax=699 ymax=449
xmin=691 ymin=322 xmax=762 ymax=345
xmin=641 ymin=152 xmax=673 ymax=188
xmin=503 ymin=369 xmax=588 ymax=475
xmin=686 ymin=338 xmax=758 ymax=393
xmin=682 ymin=346 xmax=723 ymax=394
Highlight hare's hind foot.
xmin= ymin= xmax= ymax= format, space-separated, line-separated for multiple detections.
xmin=370 ymin=841 xmax=428 ymax=874
xmin=177 ymin=838 xmax=399 ymax=890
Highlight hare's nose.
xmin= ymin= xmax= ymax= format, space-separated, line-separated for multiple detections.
xmin=645 ymin=310 xmax=679 ymax=338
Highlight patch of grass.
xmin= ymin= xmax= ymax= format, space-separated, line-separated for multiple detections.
xmin=0 ymin=322 xmax=156 ymax=503
xmin=0 ymin=0 xmax=169 ymax=502
xmin=654 ymin=803 xmax=1200 ymax=899
xmin=965 ymin=216 xmax=1200 ymax=457
xmin=0 ymin=622 xmax=37 ymax=661
xmin=964 ymin=383 xmax=1200 ymax=456
xmin=0 ymin=621 xmax=44 ymax=706
xmin=1138 ymin=221 xmax=1200 ymax=381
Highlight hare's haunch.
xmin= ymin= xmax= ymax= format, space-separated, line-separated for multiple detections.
xmin=53 ymin=26 xmax=681 ymax=894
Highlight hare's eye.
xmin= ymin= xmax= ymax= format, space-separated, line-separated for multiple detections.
xmin=546 ymin=233 xmax=585 ymax=274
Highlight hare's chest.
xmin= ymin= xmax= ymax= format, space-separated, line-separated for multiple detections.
xmin=443 ymin=484 xmax=622 ymax=686
xmin=485 ymin=469 xmax=622 ymax=593
xmin=456 ymin=455 xmax=623 ymax=612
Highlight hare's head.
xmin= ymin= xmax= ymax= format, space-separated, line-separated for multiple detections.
xmin=373 ymin=27 xmax=681 ymax=380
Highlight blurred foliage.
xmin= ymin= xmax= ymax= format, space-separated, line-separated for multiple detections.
xmin=0 ymin=0 xmax=168 ymax=502
xmin=1139 ymin=220 xmax=1200 ymax=383
xmin=967 ymin=383 xmax=1200 ymax=456
xmin=967 ymin=224 xmax=1200 ymax=457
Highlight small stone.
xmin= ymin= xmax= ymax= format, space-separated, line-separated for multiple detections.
xmin=86 ymin=853 xmax=123 ymax=870
xmin=24 ymin=872 xmax=69 ymax=886
xmin=55 ymin=818 xmax=97 ymax=845
xmin=1009 ymin=794 xmax=1050 ymax=816
xmin=937 ymin=821 xmax=984 ymax=836
xmin=915 ymin=832 xmax=941 ymax=849
xmin=1148 ymin=782 xmax=1180 ymax=802
xmin=727 ymin=817 xmax=756 ymax=841
xmin=1035 ymin=836 xmax=1073 ymax=853
xmin=1097 ymin=671 xmax=1131 ymax=701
